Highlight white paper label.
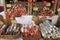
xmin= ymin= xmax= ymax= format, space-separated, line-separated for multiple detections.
xmin=15 ymin=15 xmax=33 ymax=25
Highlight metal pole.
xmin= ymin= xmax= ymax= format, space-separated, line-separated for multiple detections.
xmin=28 ymin=2 xmax=30 ymax=15
xmin=4 ymin=0 xmax=6 ymax=11
xmin=54 ymin=0 xmax=58 ymax=15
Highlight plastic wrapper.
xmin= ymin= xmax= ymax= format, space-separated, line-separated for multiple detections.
xmin=39 ymin=20 xmax=60 ymax=38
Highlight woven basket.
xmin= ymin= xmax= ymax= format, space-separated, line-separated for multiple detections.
xmin=43 ymin=38 xmax=58 ymax=40
xmin=22 ymin=33 xmax=41 ymax=40
xmin=0 ymin=24 xmax=22 ymax=39
xmin=0 ymin=31 xmax=20 ymax=39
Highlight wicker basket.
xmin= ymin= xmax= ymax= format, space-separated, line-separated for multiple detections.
xmin=22 ymin=33 xmax=41 ymax=40
xmin=23 ymin=36 xmax=41 ymax=40
xmin=0 ymin=31 xmax=20 ymax=39
xmin=0 ymin=24 xmax=22 ymax=39
xmin=0 ymin=30 xmax=3 ymax=35
xmin=43 ymin=38 xmax=58 ymax=40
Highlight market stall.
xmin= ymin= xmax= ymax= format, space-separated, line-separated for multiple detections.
xmin=0 ymin=0 xmax=60 ymax=40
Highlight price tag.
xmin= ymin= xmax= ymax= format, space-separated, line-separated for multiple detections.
xmin=6 ymin=4 xmax=12 ymax=8
xmin=15 ymin=15 xmax=33 ymax=25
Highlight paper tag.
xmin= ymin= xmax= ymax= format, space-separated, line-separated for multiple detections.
xmin=15 ymin=15 xmax=33 ymax=25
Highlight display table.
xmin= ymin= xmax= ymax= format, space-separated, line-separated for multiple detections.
xmin=0 ymin=11 xmax=60 ymax=40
